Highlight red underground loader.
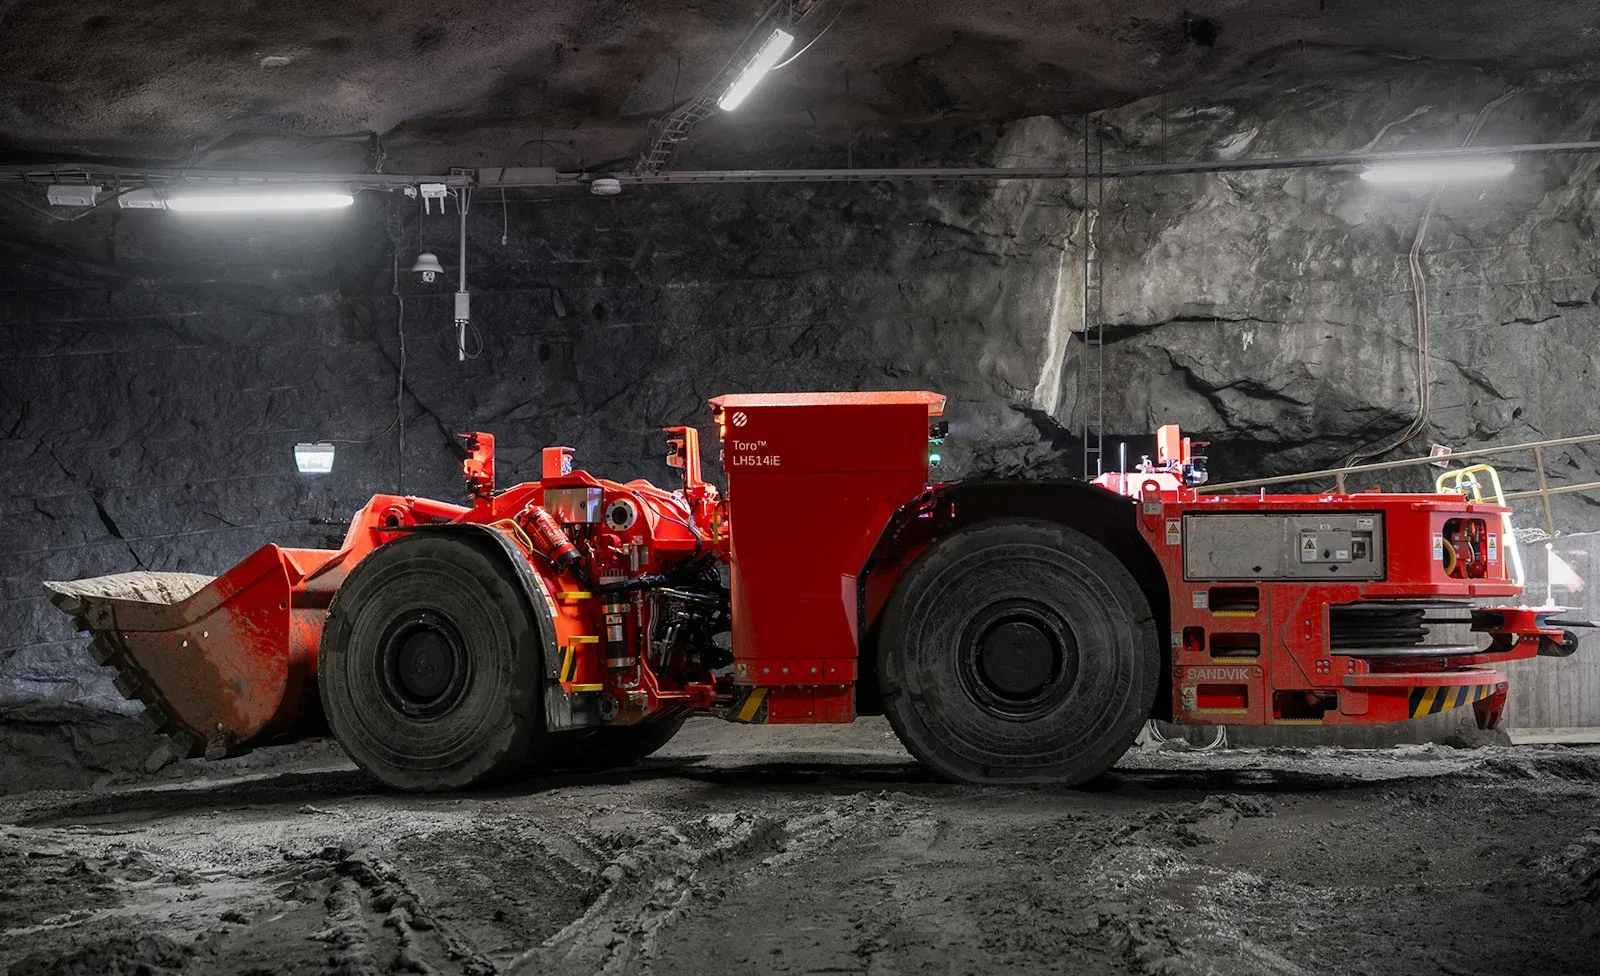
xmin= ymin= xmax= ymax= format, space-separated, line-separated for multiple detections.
xmin=44 ymin=392 xmax=1578 ymax=790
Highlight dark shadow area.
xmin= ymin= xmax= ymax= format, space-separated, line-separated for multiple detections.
xmin=14 ymin=749 xmax=1471 ymax=828
xmin=17 ymin=768 xmax=378 ymax=826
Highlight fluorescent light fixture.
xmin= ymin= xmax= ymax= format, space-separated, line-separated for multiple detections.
xmin=1359 ymin=159 xmax=1515 ymax=184
xmin=118 ymin=188 xmax=168 ymax=209
xmin=166 ymin=191 xmax=355 ymax=213
xmin=293 ymin=442 xmax=336 ymax=474
xmin=718 ymin=28 xmax=794 ymax=111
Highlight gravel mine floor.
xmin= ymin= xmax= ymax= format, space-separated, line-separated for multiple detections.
xmin=2 ymin=716 xmax=1599 ymax=976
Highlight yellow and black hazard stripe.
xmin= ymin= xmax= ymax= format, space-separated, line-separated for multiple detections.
xmin=557 ymin=646 xmax=605 ymax=692
xmin=1408 ymin=683 xmax=1496 ymax=718
xmin=558 ymin=636 xmax=600 ymax=683
xmin=727 ymin=686 xmax=770 ymax=725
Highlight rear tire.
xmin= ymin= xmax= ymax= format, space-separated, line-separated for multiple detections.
xmin=877 ymin=519 xmax=1158 ymax=785
xmin=320 ymin=533 xmax=552 ymax=791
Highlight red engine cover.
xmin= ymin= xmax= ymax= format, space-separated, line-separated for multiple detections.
xmin=710 ymin=392 xmax=944 ymax=718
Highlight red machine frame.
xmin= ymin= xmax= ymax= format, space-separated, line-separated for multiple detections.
xmin=51 ymin=391 xmax=1570 ymax=768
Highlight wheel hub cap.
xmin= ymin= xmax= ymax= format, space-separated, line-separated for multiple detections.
xmin=396 ymin=630 xmax=454 ymax=701
xmin=978 ymin=620 xmax=1057 ymax=699
xmin=958 ymin=600 xmax=1080 ymax=720
xmin=378 ymin=612 xmax=469 ymax=714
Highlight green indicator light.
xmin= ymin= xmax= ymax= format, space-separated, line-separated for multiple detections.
xmin=929 ymin=452 xmax=942 ymax=465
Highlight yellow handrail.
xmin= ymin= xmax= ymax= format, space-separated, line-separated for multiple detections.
xmin=1435 ymin=464 xmax=1525 ymax=587
xmin=1198 ymin=433 xmax=1599 ymax=571
xmin=1201 ymin=432 xmax=1600 ymax=494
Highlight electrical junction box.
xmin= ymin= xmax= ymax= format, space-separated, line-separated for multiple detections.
xmin=545 ymin=487 xmax=602 ymax=524
xmin=1182 ymin=512 xmax=1385 ymax=581
xmin=47 ymin=185 xmax=98 ymax=207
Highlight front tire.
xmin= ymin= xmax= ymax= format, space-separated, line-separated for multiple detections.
xmin=320 ymin=533 xmax=552 ymax=791
xmin=877 ymin=519 xmax=1159 ymax=785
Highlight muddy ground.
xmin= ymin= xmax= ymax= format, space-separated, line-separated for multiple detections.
xmin=2 ymin=715 xmax=1598 ymax=976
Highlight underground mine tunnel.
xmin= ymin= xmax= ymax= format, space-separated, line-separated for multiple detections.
xmin=4 ymin=1 xmax=1600 ymax=973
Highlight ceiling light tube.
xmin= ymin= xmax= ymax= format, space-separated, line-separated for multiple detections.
xmin=718 ymin=28 xmax=795 ymax=111
xmin=1359 ymin=159 xmax=1515 ymax=184
xmin=166 ymin=190 xmax=356 ymax=213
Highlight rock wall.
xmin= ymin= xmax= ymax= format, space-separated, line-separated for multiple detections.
xmin=5 ymin=56 xmax=1600 ymax=714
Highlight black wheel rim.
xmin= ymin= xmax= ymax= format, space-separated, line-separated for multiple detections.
xmin=376 ymin=610 xmax=471 ymax=718
xmin=956 ymin=599 xmax=1080 ymax=721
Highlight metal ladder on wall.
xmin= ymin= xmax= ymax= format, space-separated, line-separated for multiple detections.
xmin=1080 ymin=119 xmax=1106 ymax=480
xmin=636 ymin=95 xmax=722 ymax=175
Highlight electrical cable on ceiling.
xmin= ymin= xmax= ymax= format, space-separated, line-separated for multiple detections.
xmin=368 ymin=132 xmax=388 ymax=174
xmin=462 ymin=318 xmax=485 ymax=360
xmin=453 ymin=186 xmax=485 ymax=362
xmin=1345 ymin=86 xmax=1523 ymax=468
xmin=393 ymin=236 xmax=407 ymax=492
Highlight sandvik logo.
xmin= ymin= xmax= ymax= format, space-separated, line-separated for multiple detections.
xmin=731 ymin=411 xmax=749 ymax=427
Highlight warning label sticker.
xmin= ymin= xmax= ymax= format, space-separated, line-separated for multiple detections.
xmin=1166 ymin=519 xmax=1182 ymax=545
xmin=1488 ymin=533 xmax=1499 ymax=563
xmin=1432 ymin=534 xmax=1445 ymax=560
xmin=1192 ymin=591 xmax=1208 ymax=610
xmin=1301 ymin=534 xmax=1318 ymax=562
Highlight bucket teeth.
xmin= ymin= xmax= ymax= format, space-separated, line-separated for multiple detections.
xmin=47 ymin=569 xmax=284 ymax=761
xmin=47 ymin=572 xmax=296 ymax=765
xmin=93 ymin=629 xmax=220 ymax=762
xmin=88 ymin=635 xmax=120 ymax=666
xmin=204 ymin=728 xmax=235 ymax=761
xmin=167 ymin=730 xmax=199 ymax=758
xmin=112 ymin=670 xmax=143 ymax=698
xmin=140 ymin=703 xmax=170 ymax=732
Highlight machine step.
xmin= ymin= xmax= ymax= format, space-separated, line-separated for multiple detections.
xmin=1332 ymin=644 xmax=1481 ymax=658
xmin=1344 ymin=669 xmax=1505 ymax=689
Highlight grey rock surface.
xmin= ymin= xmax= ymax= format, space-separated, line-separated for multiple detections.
xmin=4 ymin=57 xmax=1599 ymax=714
xmin=5 ymin=2 xmax=1600 ymax=170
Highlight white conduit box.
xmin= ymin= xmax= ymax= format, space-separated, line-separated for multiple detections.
xmin=47 ymin=185 xmax=99 ymax=207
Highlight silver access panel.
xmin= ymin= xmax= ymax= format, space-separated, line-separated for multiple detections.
xmin=1182 ymin=513 xmax=1385 ymax=581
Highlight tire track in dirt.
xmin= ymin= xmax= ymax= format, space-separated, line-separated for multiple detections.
xmin=509 ymin=792 xmax=931 ymax=976
xmin=5 ymin=731 xmax=1600 ymax=976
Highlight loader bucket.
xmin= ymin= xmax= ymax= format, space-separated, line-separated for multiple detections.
xmin=44 ymin=544 xmax=333 ymax=759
